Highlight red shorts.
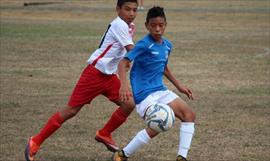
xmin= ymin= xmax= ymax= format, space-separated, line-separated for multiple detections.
xmin=68 ymin=65 xmax=120 ymax=107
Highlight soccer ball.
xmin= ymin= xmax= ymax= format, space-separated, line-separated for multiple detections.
xmin=144 ymin=103 xmax=175 ymax=133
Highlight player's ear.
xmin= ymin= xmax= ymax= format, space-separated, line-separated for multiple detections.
xmin=145 ymin=22 xmax=149 ymax=30
xmin=116 ymin=6 xmax=120 ymax=13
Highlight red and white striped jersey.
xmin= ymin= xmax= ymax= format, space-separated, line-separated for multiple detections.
xmin=87 ymin=16 xmax=135 ymax=74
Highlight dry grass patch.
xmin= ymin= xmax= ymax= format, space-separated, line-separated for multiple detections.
xmin=1 ymin=0 xmax=269 ymax=161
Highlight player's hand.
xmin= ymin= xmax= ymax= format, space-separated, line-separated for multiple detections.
xmin=119 ymin=84 xmax=133 ymax=102
xmin=179 ymin=86 xmax=194 ymax=100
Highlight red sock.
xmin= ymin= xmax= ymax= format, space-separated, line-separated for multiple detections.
xmin=32 ymin=112 xmax=65 ymax=146
xmin=99 ymin=107 xmax=129 ymax=136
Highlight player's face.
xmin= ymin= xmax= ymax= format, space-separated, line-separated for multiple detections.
xmin=145 ymin=17 xmax=167 ymax=43
xmin=117 ymin=2 xmax=138 ymax=25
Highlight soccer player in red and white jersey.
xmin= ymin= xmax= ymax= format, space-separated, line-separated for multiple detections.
xmin=24 ymin=1 xmax=138 ymax=160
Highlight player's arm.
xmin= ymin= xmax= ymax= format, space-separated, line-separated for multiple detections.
xmin=164 ymin=65 xmax=194 ymax=100
xmin=119 ymin=40 xmax=145 ymax=102
xmin=118 ymin=58 xmax=132 ymax=102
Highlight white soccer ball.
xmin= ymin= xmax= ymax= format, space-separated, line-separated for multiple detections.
xmin=144 ymin=103 xmax=175 ymax=133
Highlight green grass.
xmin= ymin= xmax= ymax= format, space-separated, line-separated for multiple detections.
xmin=1 ymin=0 xmax=270 ymax=161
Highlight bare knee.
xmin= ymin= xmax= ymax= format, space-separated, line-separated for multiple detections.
xmin=119 ymin=100 xmax=135 ymax=115
xmin=169 ymin=100 xmax=196 ymax=122
xmin=182 ymin=109 xmax=196 ymax=122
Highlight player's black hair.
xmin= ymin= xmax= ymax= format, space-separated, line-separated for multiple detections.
xmin=117 ymin=0 xmax=138 ymax=8
xmin=146 ymin=6 xmax=166 ymax=23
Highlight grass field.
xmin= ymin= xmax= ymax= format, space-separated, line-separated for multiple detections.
xmin=0 ymin=0 xmax=270 ymax=161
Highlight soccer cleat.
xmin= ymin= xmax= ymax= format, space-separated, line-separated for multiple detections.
xmin=25 ymin=137 xmax=40 ymax=161
xmin=176 ymin=155 xmax=188 ymax=161
xmin=112 ymin=150 xmax=128 ymax=161
xmin=95 ymin=130 xmax=119 ymax=152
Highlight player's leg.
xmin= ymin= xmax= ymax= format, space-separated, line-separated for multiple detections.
xmin=141 ymin=90 xmax=195 ymax=160
xmin=95 ymin=75 xmax=135 ymax=152
xmin=113 ymin=94 xmax=161 ymax=160
xmin=168 ymin=98 xmax=196 ymax=122
xmin=97 ymin=99 xmax=134 ymax=137
xmin=168 ymin=98 xmax=196 ymax=161
xmin=112 ymin=128 xmax=158 ymax=161
xmin=25 ymin=105 xmax=83 ymax=161
xmin=123 ymin=127 xmax=157 ymax=155
xmin=95 ymin=102 xmax=133 ymax=152
xmin=28 ymin=64 xmax=101 ymax=145
xmin=32 ymin=105 xmax=83 ymax=145
xmin=25 ymin=64 xmax=102 ymax=161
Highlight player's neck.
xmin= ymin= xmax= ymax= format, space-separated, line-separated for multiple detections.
xmin=149 ymin=34 xmax=163 ymax=44
xmin=118 ymin=16 xmax=131 ymax=26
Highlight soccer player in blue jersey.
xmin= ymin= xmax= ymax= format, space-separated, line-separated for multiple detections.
xmin=113 ymin=6 xmax=196 ymax=161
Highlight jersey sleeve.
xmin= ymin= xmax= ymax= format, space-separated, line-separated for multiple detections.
xmin=165 ymin=40 xmax=173 ymax=65
xmin=165 ymin=39 xmax=173 ymax=55
xmin=111 ymin=22 xmax=134 ymax=47
xmin=125 ymin=40 xmax=147 ymax=61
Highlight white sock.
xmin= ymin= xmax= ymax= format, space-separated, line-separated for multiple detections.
xmin=123 ymin=129 xmax=151 ymax=157
xmin=178 ymin=122 xmax=195 ymax=158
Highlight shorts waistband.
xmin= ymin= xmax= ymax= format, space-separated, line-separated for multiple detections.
xmin=87 ymin=64 xmax=115 ymax=77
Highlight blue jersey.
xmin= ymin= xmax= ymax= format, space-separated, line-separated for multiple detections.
xmin=125 ymin=34 xmax=172 ymax=104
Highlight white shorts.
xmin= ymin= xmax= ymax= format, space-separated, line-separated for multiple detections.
xmin=136 ymin=90 xmax=179 ymax=118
